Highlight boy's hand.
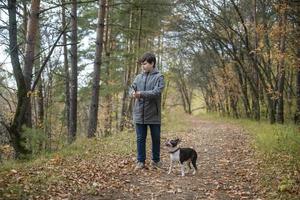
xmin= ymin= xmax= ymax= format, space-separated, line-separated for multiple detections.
xmin=132 ymin=91 xmax=141 ymax=99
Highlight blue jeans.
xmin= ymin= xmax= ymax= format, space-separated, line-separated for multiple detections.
xmin=135 ymin=123 xmax=161 ymax=163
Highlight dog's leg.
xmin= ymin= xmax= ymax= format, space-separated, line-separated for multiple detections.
xmin=188 ymin=161 xmax=191 ymax=169
xmin=181 ymin=163 xmax=185 ymax=176
xmin=192 ymin=157 xmax=197 ymax=175
xmin=192 ymin=167 xmax=197 ymax=175
xmin=187 ymin=161 xmax=192 ymax=173
xmin=168 ymin=160 xmax=173 ymax=174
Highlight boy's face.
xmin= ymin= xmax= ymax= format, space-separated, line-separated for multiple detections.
xmin=141 ymin=61 xmax=154 ymax=72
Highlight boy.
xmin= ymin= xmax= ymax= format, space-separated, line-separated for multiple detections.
xmin=130 ymin=52 xmax=165 ymax=169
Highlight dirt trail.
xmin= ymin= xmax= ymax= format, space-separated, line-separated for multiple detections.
xmin=85 ymin=116 xmax=262 ymax=200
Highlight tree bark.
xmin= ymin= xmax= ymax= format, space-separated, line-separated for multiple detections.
xmin=35 ymin=26 xmax=44 ymax=129
xmin=23 ymin=0 xmax=40 ymax=128
xmin=7 ymin=0 xmax=31 ymax=157
xmin=252 ymin=0 xmax=260 ymax=121
xmin=135 ymin=7 xmax=143 ymax=75
xmin=104 ymin=2 xmax=112 ymax=136
xmin=293 ymin=0 xmax=300 ymax=124
xmin=119 ymin=9 xmax=133 ymax=131
xmin=235 ymin=64 xmax=251 ymax=117
xmin=69 ymin=0 xmax=78 ymax=143
xmin=162 ymin=80 xmax=169 ymax=109
xmin=61 ymin=0 xmax=70 ymax=132
xmin=296 ymin=45 xmax=300 ymax=124
xmin=276 ymin=0 xmax=288 ymax=123
xmin=87 ymin=0 xmax=107 ymax=138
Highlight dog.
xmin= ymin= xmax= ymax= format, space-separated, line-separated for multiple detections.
xmin=165 ymin=138 xmax=197 ymax=176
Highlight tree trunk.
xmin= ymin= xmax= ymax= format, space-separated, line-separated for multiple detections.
xmin=37 ymin=78 xmax=44 ymax=128
xmin=35 ymin=27 xmax=44 ymax=129
xmin=296 ymin=46 xmax=300 ymax=124
xmin=135 ymin=7 xmax=143 ymax=75
xmin=87 ymin=0 xmax=107 ymax=138
xmin=21 ymin=1 xmax=28 ymax=54
xmin=235 ymin=64 xmax=250 ymax=117
xmin=178 ymin=73 xmax=192 ymax=114
xmin=293 ymin=0 xmax=300 ymax=124
xmin=7 ymin=0 xmax=31 ymax=157
xmin=223 ymin=85 xmax=230 ymax=116
xmin=104 ymin=2 xmax=112 ymax=136
xmin=114 ymin=94 xmax=119 ymax=131
xmin=119 ymin=9 xmax=133 ymax=131
xmin=61 ymin=0 xmax=70 ymax=133
xmin=177 ymin=80 xmax=187 ymax=113
xmin=23 ymin=0 xmax=40 ymax=128
xmin=276 ymin=0 xmax=288 ymax=123
xmin=229 ymin=89 xmax=239 ymax=118
xmin=36 ymin=73 xmax=44 ymax=152
xmin=162 ymin=80 xmax=169 ymax=109
xmin=252 ymin=0 xmax=260 ymax=121
xmin=69 ymin=0 xmax=78 ymax=143
xmin=104 ymin=81 xmax=112 ymax=136
xmin=44 ymin=61 xmax=53 ymax=150
xmin=202 ymin=88 xmax=212 ymax=112
xmin=119 ymin=63 xmax=131 ymax=131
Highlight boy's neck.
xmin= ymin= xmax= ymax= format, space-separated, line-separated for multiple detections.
xmin=144 ymin=67 xmax=154 ymax=73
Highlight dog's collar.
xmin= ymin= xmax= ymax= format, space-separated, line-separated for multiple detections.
xmin=168 ymin=148 xmax=180 ymax=154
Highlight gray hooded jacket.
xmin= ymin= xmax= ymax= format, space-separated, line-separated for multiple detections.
xmin=130 ymin=67 xmax=165 ymax=124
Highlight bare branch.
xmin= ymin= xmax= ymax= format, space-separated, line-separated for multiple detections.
xmin=0 ymin=92 xmax=13 ymax=113
xmin=40 ymin=0 xmax=97 ymax=14
xmin=31 ymin=21 xmax=70 ymax=91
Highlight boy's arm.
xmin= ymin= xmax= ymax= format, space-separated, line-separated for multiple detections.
xmin=128 ymin=76 xmax=138 ymax=97
xmin=140 ymin=75 xmax=165 ymax=99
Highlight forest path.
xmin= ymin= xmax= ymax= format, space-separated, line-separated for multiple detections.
xmin=0 ymin=115 xmax=264 ymax=200
xmin=83 ymin=115 xmax=262 ymax=200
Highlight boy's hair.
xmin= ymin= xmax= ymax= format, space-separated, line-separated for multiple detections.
xmin=138 ymin=52 xmax=156 ymax=67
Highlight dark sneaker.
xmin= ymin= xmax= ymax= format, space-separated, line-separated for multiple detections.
xmin=151 ymin=161 xmax=162 ymax=169
xmin=135 ymin=162 xmax=145 ymax=170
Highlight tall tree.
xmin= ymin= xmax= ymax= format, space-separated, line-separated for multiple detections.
xmin=23 ymin=0 xmax=41 ymax=128
xmin=291 ymin=0 xmax=300 ymax=124
xmin=7 ymin=0 xmax=41 ymax=157
xmin=87 ymin=0 xmax=107 ymax=138
xmin=103 ymin=1 xmax=113 ymax=136
xmin=35 ymin=26 xmax=44 ymax=129
xmin=61 ymin=0 xmax=70 ymax=133
xmin=7 ymin=0 xmax=29 ymax=157
xmin=252 ymin=0 xmax=260 ymax=120
xmin=69 ymin=0 xmax=78 ymax=143
xmin=119 ymin=8 xmax=133 ymax=131
xmin=276 ymin=0 xmax=288 ymax=123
